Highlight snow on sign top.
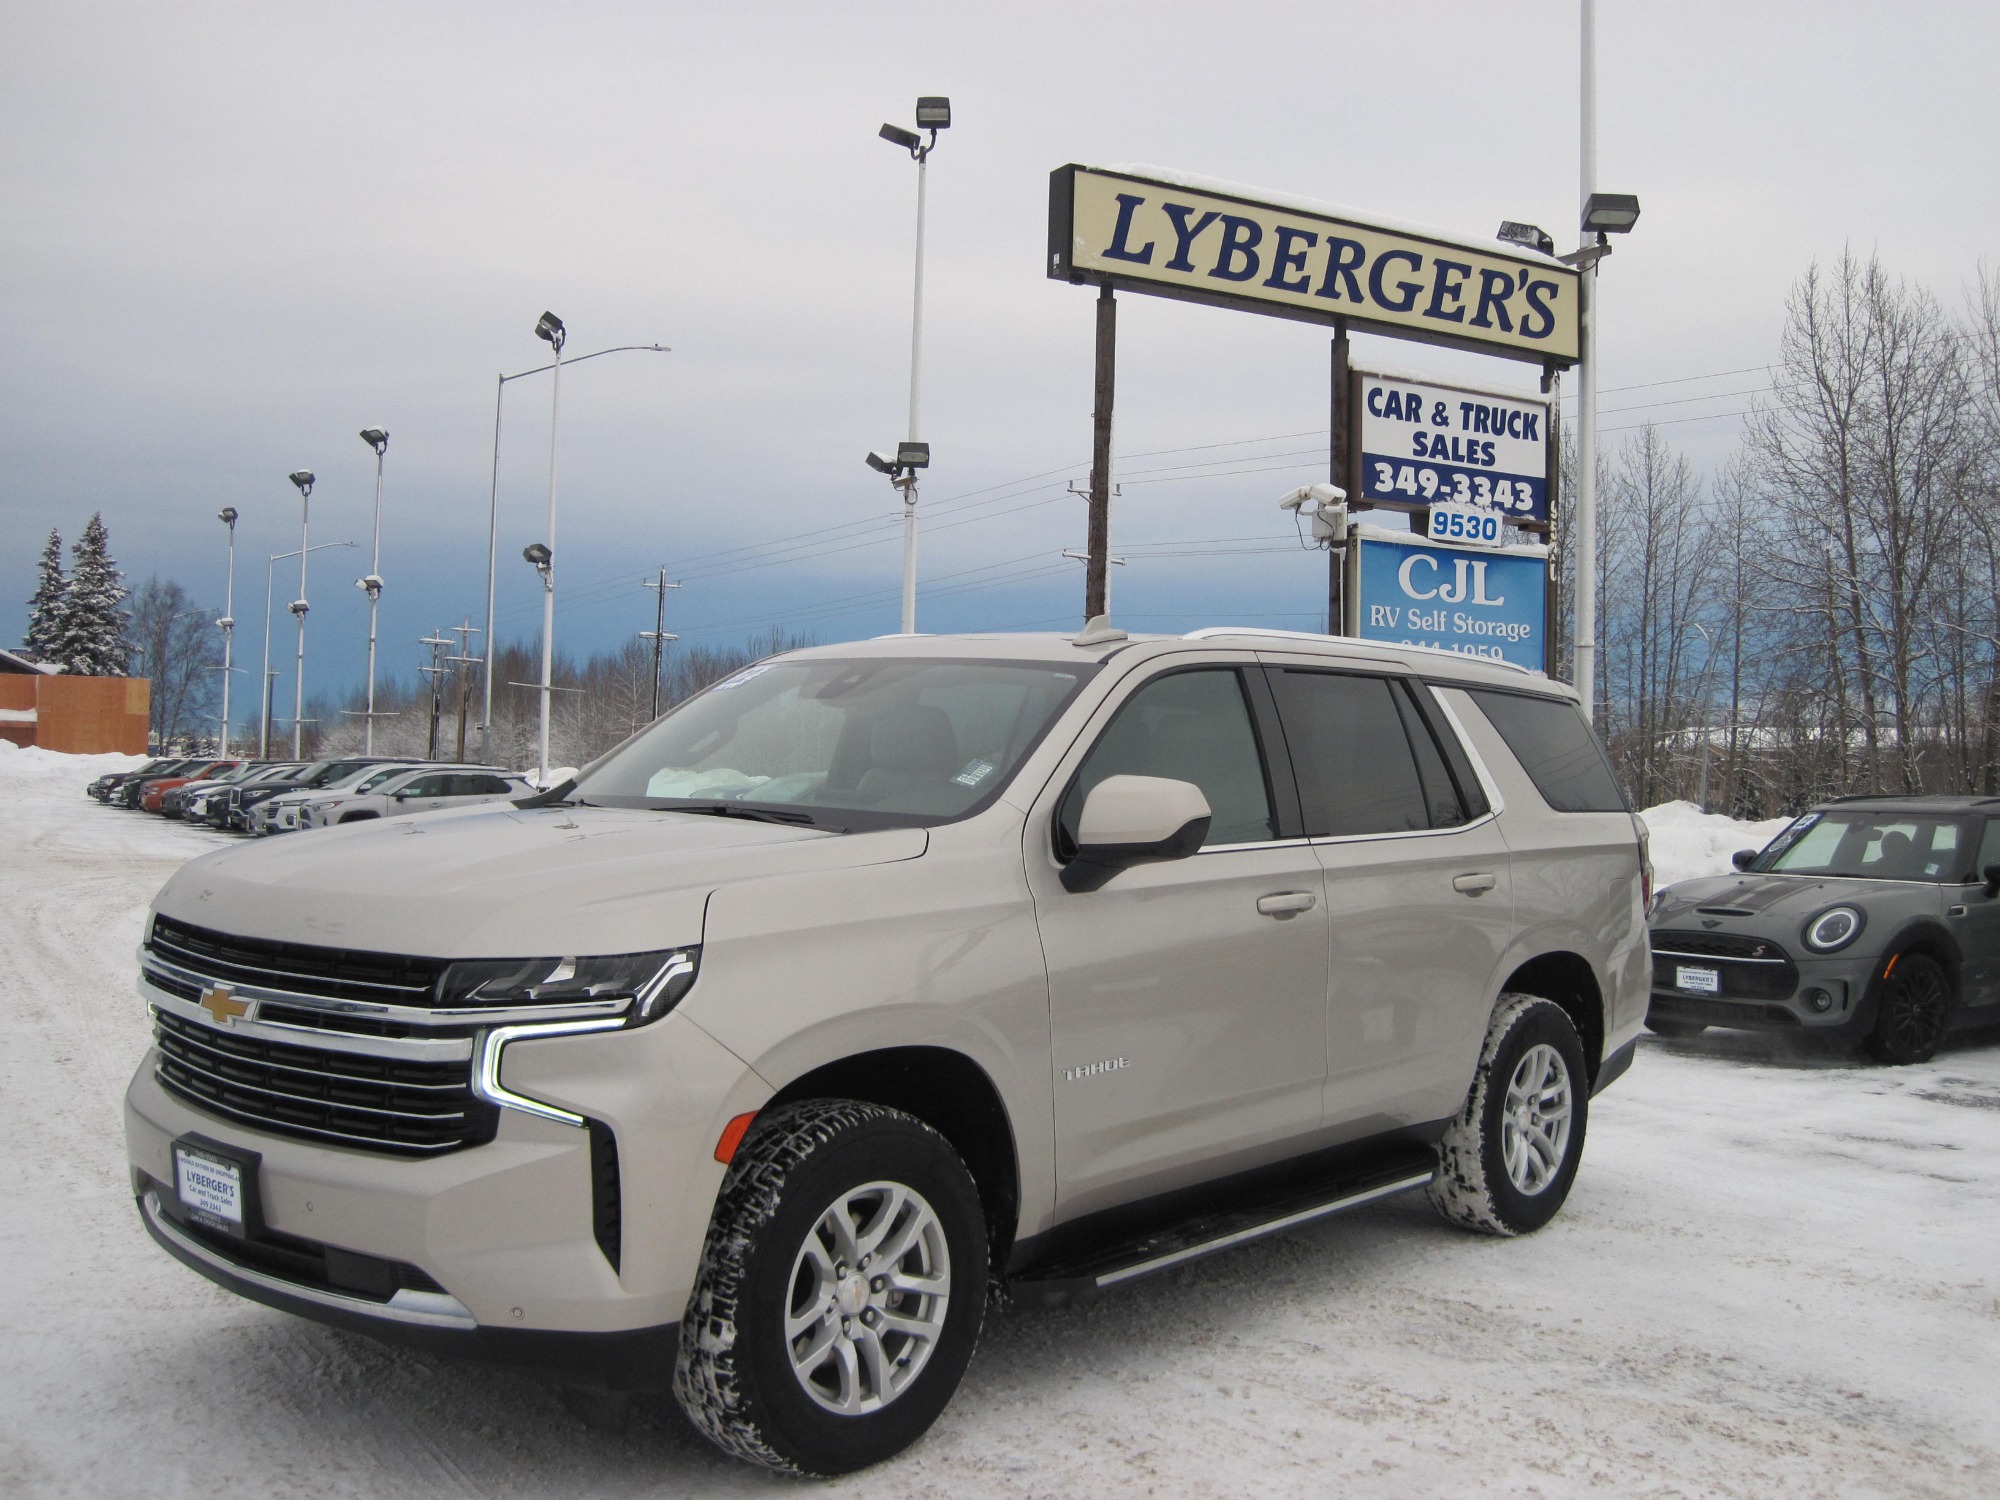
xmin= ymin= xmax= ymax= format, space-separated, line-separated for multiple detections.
xmin=1050 ymin=164 xmax=1578 ymax=365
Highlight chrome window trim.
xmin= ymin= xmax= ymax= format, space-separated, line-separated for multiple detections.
xmin=141 ymin=1191 xmax=477 ymax=1329
xmin=1425 ymin=689 xmax=1508 ymax=818
xmin=1303 ymin=806 xmax=1502 ymax=849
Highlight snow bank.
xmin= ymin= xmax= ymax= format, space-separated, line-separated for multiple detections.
xmin=0 ymin=737 xmax=148 ymax=790
xmin=1638 ymin=799 xmax=1792 ymax=889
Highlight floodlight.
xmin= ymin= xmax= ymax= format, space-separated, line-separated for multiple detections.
xmin=1496 ymin=220 xmax=1554 ymax=257
xmin=895 ymin=441 xmax=931 ymax=470
xmin=288 ymin=599 xmax=310 ymax=616
xmin=359 ymin=427 xmax=389 ymax=453
xmin=534 ymin=311 xmax=566 ymax=350
xmin=1581 ymin=192 xmax=1641 ymax=234
xmin=218 ymin=506 xmax=238 ymax=526
xmin=356 ymin=574 xmax=383 ymax=597
xmin=288 ymin=470 xmax=315 ymax=494
xmin=523 ymin=542 xmax=552 ymax=568
xmin=879 ymin=123 xmax=921 ymax=151
xmin=914 ymin=96 xmax=951 ymax=129
xmin=866 ymin=450 xmax=896 ymax=474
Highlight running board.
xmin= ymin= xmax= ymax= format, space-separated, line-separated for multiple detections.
xmin=1007 ymin=1153 xmax=1435 ymax=1302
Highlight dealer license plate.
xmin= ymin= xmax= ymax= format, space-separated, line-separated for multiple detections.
xmin=173 ymin=1142 xmax=245 ymax=1234
xmin=1676 ymin=965 xmax=1721 ymax=995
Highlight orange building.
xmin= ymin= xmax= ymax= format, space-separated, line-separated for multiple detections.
xmin=0 ymin=649 xmax=151 ymax=754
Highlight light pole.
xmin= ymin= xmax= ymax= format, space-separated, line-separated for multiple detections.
xmin=357 ymin=428 xmax=389 ymax=752
xmin=216 ymin=507 xmax=237 ymax=754
xmin=284 ymin=471 xmax=315 ymax=756
xmin=878 ymin=95 xmax=950 ymax=633
xmin=530 ymin=311 xmax=566 ymax=786
xmin=259 ymin=540 xmax=356 ymax=758
xmin=478 ymin=340 xmax=669 ymax=765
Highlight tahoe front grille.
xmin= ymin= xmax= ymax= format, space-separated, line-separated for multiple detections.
xmin=152 ymin=1009 xmax=495 ymax=1155
xmin=1651 ymin=929 xmax=1799 ymax=1000
xmin=148 ymin=915 xmax=447 ymax=1007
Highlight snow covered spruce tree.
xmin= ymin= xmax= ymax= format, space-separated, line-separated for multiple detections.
xmin=24 ymin=529 xmax=67 ymax=662
xmin=53 ymin=513 xmax=130 ymax=675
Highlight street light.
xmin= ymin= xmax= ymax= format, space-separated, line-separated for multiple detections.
xmin=216 ymin=507 xmax=238 ymax=754
xmin=356 ymin=427 xmax=389 ymax=753
xmin=476 ymin=336 xmax=670 ymax=766
xmin=258 ymin=539 xmax=356 ymax=757
xmin=284 ymin=470 xmax=314 ymax=757
xmin=877 ymin=94 xmax=950 ymax=634
xmin=526 ymin=311 xmax=568 ymax=787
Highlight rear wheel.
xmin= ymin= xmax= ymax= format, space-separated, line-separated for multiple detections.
xmin=674 ymin=1100 xmax=987 ymax=1475
xmin=1865 ymin=952 xmax=1952 ymax=1065
xmin=1430 ymin=994 xmax=1590 ymax=1236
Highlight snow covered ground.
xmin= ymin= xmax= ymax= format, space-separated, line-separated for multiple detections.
xmin=3 ymin=744 xmax=1998 ymax=1497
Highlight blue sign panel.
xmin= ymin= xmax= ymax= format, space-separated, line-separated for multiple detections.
xmin=1351 ymin=529 xmax=1547 ymax=671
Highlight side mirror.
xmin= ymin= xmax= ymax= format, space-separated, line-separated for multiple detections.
xmin=1983 ymin=862 xmax=2000 ymax=899
xmin=1731 ymin=849 xmax=1758 ymax=871
xmin=1061 ymin=775 xmax=1212 ymax=893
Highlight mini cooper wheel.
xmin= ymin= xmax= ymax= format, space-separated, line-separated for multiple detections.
xmin=1865 ymin=952 xmax=1953 ymax=1066
xmin=1429 ymin=993 xmax=1590 ymax=1236
xmin=674 ymin=1100 xmax=987 ymax=1476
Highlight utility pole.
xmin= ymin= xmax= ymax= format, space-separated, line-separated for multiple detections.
xmin=1576 ymin=0 xmax=1599 ymax=721
xmin=448 ymin=619 xmax=482 ymax=762
xmin=419 ymin=631 xmax=454 ymax=760
xmin=639 ymin=569 xmax=681 ymax=722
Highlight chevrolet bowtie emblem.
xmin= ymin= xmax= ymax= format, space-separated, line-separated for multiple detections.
xmin=200 ymin=985 xmax=249 ymax=1026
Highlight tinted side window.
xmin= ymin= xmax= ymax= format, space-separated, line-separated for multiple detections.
xmin=1976 ymin=819 xmax=2000 ymax=880
xmin=1391 ymin=685 xmax=1471 ymax=828
xmin=1061 ymin=669 xmax=1276 ymax=848
xmin=1466 ymin=689 xmax=1627 ymax=813
xmin=1268 ymin=670 xmax=1429 ymax=836
xmin=399 ymin=775 xmax=447 ymax=797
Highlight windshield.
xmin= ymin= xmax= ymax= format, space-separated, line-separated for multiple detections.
xmin=576 ymin=656 xmax=1095 ymax=828
xmin=1756 ymin=810 xmax=1967 ymax=882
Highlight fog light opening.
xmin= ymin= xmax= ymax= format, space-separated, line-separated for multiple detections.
xmin=1804 ymin=987 xmax=1835 ymax=1014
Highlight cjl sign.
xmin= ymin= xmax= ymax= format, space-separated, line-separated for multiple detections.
xmin=1348 ymin=527 xmax=1548 ymax=671
xmin=1357 ymin=371 xmax=1552 ymax=522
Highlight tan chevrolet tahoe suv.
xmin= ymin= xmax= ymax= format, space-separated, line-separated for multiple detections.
xmin=125 ymin=625 xmax=1649 ymax=1474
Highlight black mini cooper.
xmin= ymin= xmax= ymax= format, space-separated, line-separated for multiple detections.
xmin=1648 ymin=795 xmax=2000 ymax=1064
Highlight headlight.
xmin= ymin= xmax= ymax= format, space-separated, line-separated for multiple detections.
xmin=437 ymin=947 xmax=699 ymax=1024
xmin=1802 ymin=906 xmax=1864 ymax=953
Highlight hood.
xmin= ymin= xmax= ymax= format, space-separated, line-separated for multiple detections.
xmin=153 ymin=803 xmax=927 ymax=958
xmin=1652 ymin=871 xmax=1908 ymax=928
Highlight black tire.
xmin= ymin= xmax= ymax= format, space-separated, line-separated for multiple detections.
xmin=1645 ymin=1017 xmax=1707 ymax=1039
xmin=337 ymin=812 xmax=378 ymax=823
xmin=1865 ymin=952 xmax=1953 ymax=1065
xmin=673 ymin=1099 xmax=987 ymax=1476
xmin=1429 ymin=993 xmax=1590 ymax=1236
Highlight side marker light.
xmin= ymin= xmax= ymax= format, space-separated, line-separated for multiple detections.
xmin=714 ymin=1111 xmax=759 ymax=1165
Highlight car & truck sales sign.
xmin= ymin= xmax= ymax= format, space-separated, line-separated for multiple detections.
xmin=1049 ymin=166 xmax=1579 ymax=365
xmin=1349 ymin=526 xmax=1548 ymax=671
xmin=1358 ymin=371 xmax=1553 ymax=522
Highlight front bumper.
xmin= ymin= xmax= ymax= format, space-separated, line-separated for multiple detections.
xmin=1649 ymin=953 xmax=1874 ymax=1033
xmin=124 ymin=1007 xmax=766 ymax=1378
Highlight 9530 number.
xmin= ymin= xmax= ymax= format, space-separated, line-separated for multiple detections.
xmin=1425 ymin=504 xmax=1505 ymax=548
xmin=1370 ymin=461 xmax=1537 ymax=514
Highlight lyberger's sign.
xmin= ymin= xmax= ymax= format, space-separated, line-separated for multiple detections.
xmin=1049 ymin=166 xmax=1578 ymax=365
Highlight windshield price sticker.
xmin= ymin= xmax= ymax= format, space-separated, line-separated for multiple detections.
xmin=1358 ymin=373 xmax=1550 ymax=521
xmin=1426 ymin=504 xmax=1505 ymax=548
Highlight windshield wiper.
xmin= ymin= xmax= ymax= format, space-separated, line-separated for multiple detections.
xmin=669 ymin=802 xmax=821 ymax=827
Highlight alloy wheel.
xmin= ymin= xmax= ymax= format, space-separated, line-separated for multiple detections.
xmin=1500 ymin=1043 xmax=1573 ymax=1196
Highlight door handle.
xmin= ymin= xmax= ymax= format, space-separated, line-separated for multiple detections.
xmin=1256 ymin=891 xmax=1317 ymax=917
xmin=1452 ymin=873 xmax=1497 ymax=897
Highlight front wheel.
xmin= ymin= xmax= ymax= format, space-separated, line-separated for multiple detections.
xmin=1865 ymin=952 xmax=1953 ymax=1065
xmin=674 ymin=1100 xmax=987 ymax=1476
xmin=1430 ymin=994 xmax=1590 ymax=1236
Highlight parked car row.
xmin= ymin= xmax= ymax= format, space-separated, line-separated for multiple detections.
xmin=88 ymin=756 xmax=533 ymax=835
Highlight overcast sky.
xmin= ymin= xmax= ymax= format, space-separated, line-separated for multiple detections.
xmin=3 ymin=1 xmax=1995 ymax=706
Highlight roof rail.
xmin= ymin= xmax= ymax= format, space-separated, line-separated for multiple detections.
xmin=1179 ymin=627 xmax=1536 ymax=674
